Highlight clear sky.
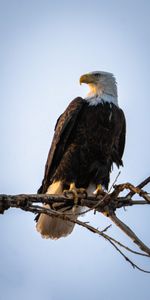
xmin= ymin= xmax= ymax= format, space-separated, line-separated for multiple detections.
xmin=0 ymin=0 xmax=150 ymax=299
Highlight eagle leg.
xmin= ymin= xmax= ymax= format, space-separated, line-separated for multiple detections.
xmin=93 ymin=184 xmax=105 ymax=196
xmin=64 ymin=183 xmax=87 ymax=205
xmin=94 ymin=184 xmax=110 ymax=216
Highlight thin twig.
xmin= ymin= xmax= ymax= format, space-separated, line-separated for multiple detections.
xmin=108 ymin=171 xmax=121 ymax=193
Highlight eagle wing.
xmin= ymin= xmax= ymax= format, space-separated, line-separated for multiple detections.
xmin=112 ymin=107 xmax=126 ymax=166
xmin=118 ymin=109 xmax=126 ymax=159
xmin=38 ymin=97 xmax=84 ymax=193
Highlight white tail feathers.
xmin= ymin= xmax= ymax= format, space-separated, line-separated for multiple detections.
xmin=36 ymin=181 xmax=82 ymax=239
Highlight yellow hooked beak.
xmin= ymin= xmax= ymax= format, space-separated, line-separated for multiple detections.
xmin=79 ymin=74 xmax=95 ymax=85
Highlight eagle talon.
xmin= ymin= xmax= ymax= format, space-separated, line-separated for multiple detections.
xmin=94 ymin=184 xmax=106 ymax=197
xmin=63 ymin=184 xmax=87 ymax=205
xmin=103 ymin=210 xmax=110 ymax=217
xmin=103 ymin=205 xmax=112 ymax=217
xmin=63 ymin=189 xmax=78 ymax=205
xmin=76 ymin=188 xmax=87 ymax=199
xmin=63 ymin=190 xmax=75 ymax=200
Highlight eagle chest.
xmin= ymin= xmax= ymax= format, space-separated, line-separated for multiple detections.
xmin=76 ymin=103 xmax=115 ymax=148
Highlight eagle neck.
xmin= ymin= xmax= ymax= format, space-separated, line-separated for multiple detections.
xmin=85 ymin=93 xmax=118 ymax=106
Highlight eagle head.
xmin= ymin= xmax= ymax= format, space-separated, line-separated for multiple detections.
xmin=80 ymin=71 xmax=118 ymax=99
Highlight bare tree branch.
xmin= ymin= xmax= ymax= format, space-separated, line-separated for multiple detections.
xmin=0 ymin=176 xmax=150 ymax=273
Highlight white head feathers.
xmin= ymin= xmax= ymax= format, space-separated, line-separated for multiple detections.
xmin=80 ymin=71 xmax=118 ymax=106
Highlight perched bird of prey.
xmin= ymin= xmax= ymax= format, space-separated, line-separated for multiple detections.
xmin=36 ymin=71 xmax=126 ymax=239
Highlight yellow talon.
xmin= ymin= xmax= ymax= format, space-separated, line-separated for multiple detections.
xmin=69 ymin=183 xmax=78 ymax=204
xmin=93 ymin=184 xmax=104 ymax=195
xmin=64 ymin=183 xmax=87 ymax=205
xmin=69 ymin=183 xmax=76 ymax=191
xmin=103 ymin=210 xmax=110 ymax=217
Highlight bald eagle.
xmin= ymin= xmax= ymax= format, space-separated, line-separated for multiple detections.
xmin=36 ymin=71 xmax=126 ymax=239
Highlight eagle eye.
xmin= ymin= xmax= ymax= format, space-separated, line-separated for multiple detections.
xmin=94 ymin=73 xmax=100 ymax=77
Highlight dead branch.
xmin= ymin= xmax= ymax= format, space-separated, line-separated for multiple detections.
xmin=0 ymin=176 xmax=150 ymax=273
xmin=109 ymin=213 xmax=150 ymax=255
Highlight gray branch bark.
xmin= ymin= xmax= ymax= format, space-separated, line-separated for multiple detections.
xmin=0 ymin=176 xmax=150 ymax=273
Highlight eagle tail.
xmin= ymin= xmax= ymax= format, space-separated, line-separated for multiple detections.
xmin=36 ymin=181 xmax=81 ymax=239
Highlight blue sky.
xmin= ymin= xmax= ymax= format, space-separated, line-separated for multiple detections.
xmin=0 ymin=1 xmax=150 ymax=299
